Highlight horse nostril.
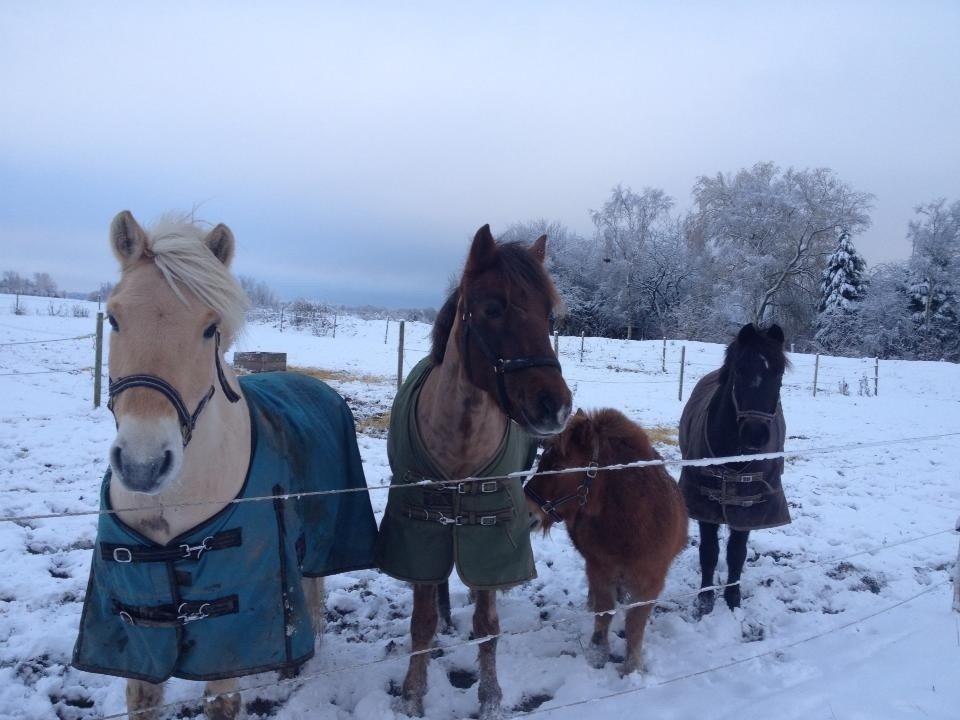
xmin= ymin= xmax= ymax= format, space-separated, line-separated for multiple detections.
xmin=159 ymin=449 xmax=173 ymax=477
xmin=111 ymin=446 xmax=124 ymax=474
xmin=538 ymin=392 xmax=558 ymax=420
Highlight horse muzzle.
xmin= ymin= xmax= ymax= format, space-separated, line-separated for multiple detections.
xmin=110 ymin=416 xmax=183 ymax=494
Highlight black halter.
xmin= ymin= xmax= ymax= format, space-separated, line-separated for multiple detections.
xmin=524 ymin=433 xmax=600 ymax=523
xmin=460 ymin=303 xmax=562 ymax=421
xmin=107 ymin=331 xmax=241 ymax=447
xmin=730 ymin=380 xmax=780 ymax=452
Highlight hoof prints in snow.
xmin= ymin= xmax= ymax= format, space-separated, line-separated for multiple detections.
xmin=448 ymin=667 xmax=478 ymax=689
xmin=514 ymin=694 xmax=554 ymax=712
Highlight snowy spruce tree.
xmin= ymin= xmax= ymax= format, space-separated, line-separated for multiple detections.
xmin=815 ymin=230 xmax=867 ymax=352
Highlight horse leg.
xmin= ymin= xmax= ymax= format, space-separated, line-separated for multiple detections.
xmin=401 ymin=583 xmax=438 ymax=717
xmin=585 ymin=563 xmax=615 ymax=669
xmin=303 ymin=575 xmax=327 ymax=637
xmin=723 ymin=529 xmax=750 ymax=609
xmin=473 ymin=589 xmax=503 ymax=720
xmin=126 ymin=679 xmax=163 ymax=720
xmin=696 ymin=521 xmax=720 ymax=617
xmin=621 ymin=574 xmax=664 ymax=676
xmin=437 ymin=580 xmax=453 ymax=633
xmin=204 ymin=678 xmax=240 ymax=720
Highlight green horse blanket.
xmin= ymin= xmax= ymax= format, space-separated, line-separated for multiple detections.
xmin=375 ymin=357 xmax=539 ymax=589
xmin=73 ymin=372 xmax=377 ymax=683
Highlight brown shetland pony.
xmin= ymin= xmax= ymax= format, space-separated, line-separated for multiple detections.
xmin=526 ymin=408 xmax=687 ymax=675
xmin=397 ymin=226 xmax=571 ymax=719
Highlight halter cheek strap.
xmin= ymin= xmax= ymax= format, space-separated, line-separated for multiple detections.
xmin=524 ymin=431 xmax=600 ymax=523
xmin=107 ymin=331 xmax=241 ymax=447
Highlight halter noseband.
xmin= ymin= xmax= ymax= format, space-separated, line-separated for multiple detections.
xmin=524 ymin=432 xmax=600 ymax=523
xmin=107 ymin=331 xmax=241 ymax=447
xmin=459 ymin=300 xmax=562 ymax=421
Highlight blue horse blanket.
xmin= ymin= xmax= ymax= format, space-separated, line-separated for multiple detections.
xmin=73 ymin=372 xmax=377 ymax=683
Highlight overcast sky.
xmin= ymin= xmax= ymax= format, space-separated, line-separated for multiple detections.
xmin=1 ymin=2 xmax=958 ymax=307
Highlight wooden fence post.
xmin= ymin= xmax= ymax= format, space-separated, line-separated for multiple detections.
xmin=662 ymin=337 xmax=667 ymax=373
xmin=93 ymin=312 xmax=104 ymax=409
xmin=580 ymin=331 xmax=585 ymax=363
xmin=384 ymin=319 xmax=389 ymax=345
xmin=332 ymin=313 xmax=337 ymax=339
xmin=813 ymin=353 xmax=820 ymax=397
xmin=953 ymin=516 xmax=960 ymax=613
xmin=397 ymin=321 xmax=405 ymax=390
xmin=279 ymin=305 xmax=285 ymax=333
xmin=678 ymin=346 xmax=686 ymax=401
xmin=874 ymin=357 xmax=879 ymax=396
xmin=553 ymin=330 xmax=559 ymax=356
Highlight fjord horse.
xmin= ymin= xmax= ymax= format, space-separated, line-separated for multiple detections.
xmin=377 ymin=226 xmax=571 ymax=719
xmin=526 ymin=409 xmax=687 ymax=674
xmin=679 ymin=323 xmax=790 ymax=615
xmin=74 ymin=212 xmax=376 ymax=719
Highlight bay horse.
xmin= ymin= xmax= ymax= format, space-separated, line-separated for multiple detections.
xmin=73 ymin=212 xmax=377 ymax=719
xmin=375 ymin=225 xmax=572 ymax=719
xmin=678 ymin=323 xmax=789 ymax=616
xmin=525 ymin=408 xmax=687 ymax=674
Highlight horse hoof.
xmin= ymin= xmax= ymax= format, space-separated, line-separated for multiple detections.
xmin=204 ymin=694 xmax=241 ymax=720
xmin=399 ymin=695 xmax=425 ymax=718
xmin=724 ymin=586 xmax=741 ymax=610
xmin=695 ymin=589 xmax=715 ymax=618
xmin=479 ymin=699 xmax=505 ymax=720
xmin=586 ymin=641 xmax=609 ymax=669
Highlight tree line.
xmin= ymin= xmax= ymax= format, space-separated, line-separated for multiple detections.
xmin=502 ymin=162 xmax=958 ymax=362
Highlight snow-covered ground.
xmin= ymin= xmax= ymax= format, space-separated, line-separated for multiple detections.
xmin=1 ymin=292 xmax=958 ymax=720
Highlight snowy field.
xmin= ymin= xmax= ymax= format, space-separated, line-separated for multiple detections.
xmin=1 ymin=292 xmax=959 ymax=720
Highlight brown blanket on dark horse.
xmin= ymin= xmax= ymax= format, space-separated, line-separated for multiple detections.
xmin=679 ymin=369 xmax=790 ymax=531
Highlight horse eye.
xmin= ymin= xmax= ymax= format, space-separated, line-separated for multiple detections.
xmin=107 ymin=315 xmax=119 ymax=332
xmin=203 ymin=323 xmax=218 ymax=339
xmin=483 ymin=303 xmax=503 ymax=320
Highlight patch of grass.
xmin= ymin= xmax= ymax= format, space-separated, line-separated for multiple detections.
xmin=356 ymin=412 xmax=391 ymax=436
xmin=289 ymin=365 xmax=390 ymax=385
xmin=644 ymin=424 xmax=678 ymax=446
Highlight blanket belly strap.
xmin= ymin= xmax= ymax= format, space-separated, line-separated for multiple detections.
xmin=699 ymin=486 xmax=767 ymax=507
xmin=113 ymin=595 xmax=239 ymax=628
xmin=100 ymin=528 xmax=242 ymax=563
xmin=400 ymin=472 xmax=505 ymax=495
xmin=403 ymin=504 xmax=514 ymax=526
xmin=701 ymin=468 xmax=765 ymax=483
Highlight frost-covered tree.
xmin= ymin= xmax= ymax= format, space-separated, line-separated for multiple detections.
xmin=590 ymin=185 xmax=675 ymax=339
xmin=906 ymin=198 xmax=960 ymax=360
xmin=691 ymin=162 xmax=873 ymax=327
xmin=238 ymin=275 xmax=280 ymax=309
xmin=815 ymin=230 xmax=868 ymax=351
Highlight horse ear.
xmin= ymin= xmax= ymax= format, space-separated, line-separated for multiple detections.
xmin=203 ymin=224 xmax=235 ymax=266
xmin=110 ymin=211 xmax=147 ymax=267
xmin=530 ymin=235 xmax=547 ymax=264
xmin=766 ymin=324 xmax=785 ymax=345
xmin=466 ymin=224 xmax=498 ymax=272
xmin=737 ymin=323 xmax=758 ymax=343
xmin=574 ymin=408 xmax=586 ymax=417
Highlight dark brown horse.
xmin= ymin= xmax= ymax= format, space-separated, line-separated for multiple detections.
xmin=526 ymin=408 xmax=688 ymax=675
xmin=376 ymin=225 xmax=572 ymax=719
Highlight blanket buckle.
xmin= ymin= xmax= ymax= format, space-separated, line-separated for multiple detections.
xmin=112 ymin=547 xmax=133 ymax=563
xmin=437 ymin=512 xmax=463 ymax=526
xmin=180 ymin=536 xmax=214 ymax=560
xmin=178 ymin=602 xmax=210 ymax=624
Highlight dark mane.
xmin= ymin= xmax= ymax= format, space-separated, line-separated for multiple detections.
xmin=718 ymin=325 xmax=790 ymax=383
xmin=430 ymin=240 xmax=560 ymax=364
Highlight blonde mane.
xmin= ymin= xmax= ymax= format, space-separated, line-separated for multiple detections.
xmin=142 ymin=214 xmax=249 ymax=343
